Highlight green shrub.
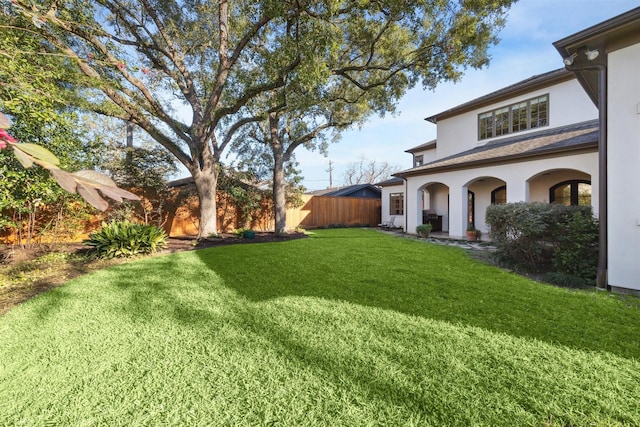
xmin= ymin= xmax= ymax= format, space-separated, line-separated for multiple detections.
xmin=416 ymin=224 xmax=432 ymax=238
xmin=553 ymin=209 xmax=598 ymax=283
xmin=486 ymin=202 xmax=597 ymax=278
xmin=543 ymin=272 xmax=592 ymax=289
xmin=84 ymin=221 xmax=167 ymax=259
xmin=232 ymin=228 xmax=247 ymax=238
xmin=486 ymin=202 xmax=557 ymax=271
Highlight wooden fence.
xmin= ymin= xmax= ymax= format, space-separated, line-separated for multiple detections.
xmin=168 ymin=194 xmax=381 ymax=236
xmin=0 ymin=194 xmax=382 ymax=243
xmin=284 ymin=195 xmax=381 ymax=230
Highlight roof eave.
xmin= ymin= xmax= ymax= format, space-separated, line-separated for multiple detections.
xmin=553 ymin=7 xmax=640 ymax=104
xmin=425 ymin=69 xmax=574 ymax=123
xmin=396 ymin=143 xmax=597 ymax=178
xmin=405 ymin=140 xmax=437 ymax=153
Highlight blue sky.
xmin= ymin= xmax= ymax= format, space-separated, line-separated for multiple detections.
xmin=296 ymin=0 xmax=640 ymax=190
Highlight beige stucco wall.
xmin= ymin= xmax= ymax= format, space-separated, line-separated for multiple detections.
xmin=379 ymin=182 xmax=405 ymax=228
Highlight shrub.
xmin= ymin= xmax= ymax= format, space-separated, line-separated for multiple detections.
xmin=232 ymin=228 xmax=247 ymax=238
xmin=543 ymin=272 xmax=592 ymax=289
xmin=486 ymin=202 xmax=557 ymax=271
xmin=486 ymin=202 xmax=597 ymax=278
xmin=84 ymin=221 xmax=167 ymax=259
xmin=553 ymin=209 xmax=598 ymax=283
xmin=416 ymin=224 xmax=432 ymax=238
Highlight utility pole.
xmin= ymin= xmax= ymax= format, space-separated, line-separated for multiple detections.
xmin=326 ymin=160 xmax=333 ymax=188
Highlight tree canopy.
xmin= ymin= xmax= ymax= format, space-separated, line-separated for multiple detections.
xmin=0 ymin=18 xmax=137 ymax=233
xmin=4 ymin=0 xmax=515 ymax=236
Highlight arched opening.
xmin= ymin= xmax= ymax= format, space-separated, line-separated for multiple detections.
xmin=528 ymin=169 xmax=592 ymax=207
xmin=464 ymin=176 xmax=506 ymax=233
xmin=418 ymin=182 xmax=449 ymax=232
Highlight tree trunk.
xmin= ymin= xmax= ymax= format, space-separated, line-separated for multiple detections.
xmin=270 ymin=113 xmax=287 ymax=235
xmin=193 ymin=168 xmax=219 ymax=239
xmin=272 ymin=149 xmax=287 ymax=234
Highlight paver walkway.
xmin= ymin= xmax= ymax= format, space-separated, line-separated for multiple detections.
xmin=377 ymin=228 xmax=497 ymax=252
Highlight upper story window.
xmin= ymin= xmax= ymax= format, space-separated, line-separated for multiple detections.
xmin=414 ymin=155 xmax=424 ymax=167
xmin=478 ymin=94 xmax=548 ymax=141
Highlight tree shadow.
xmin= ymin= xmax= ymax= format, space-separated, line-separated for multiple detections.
xmin=194 ymin=230 xmax=640 ymax=360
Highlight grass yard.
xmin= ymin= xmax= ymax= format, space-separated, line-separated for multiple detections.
xmin=1 ymin=228 xmax=639 ymax=426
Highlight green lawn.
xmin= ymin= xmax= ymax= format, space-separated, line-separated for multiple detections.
xmin=1 ymin=228 xmax=639 ymax=426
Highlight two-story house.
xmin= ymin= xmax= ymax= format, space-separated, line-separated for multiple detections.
xmin=387 ymin=68 xmax=598 ymax=238
xmin=381 ymin=7 xmax=640 ymax=293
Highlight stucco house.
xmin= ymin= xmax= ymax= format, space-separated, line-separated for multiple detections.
xmin=380 ymin=7 xmax=640 ymax=293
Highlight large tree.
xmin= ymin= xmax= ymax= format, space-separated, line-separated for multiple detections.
xmin=6 ymin=0 xmax=514 ymax=237
xmin=232 ymin=0 xmax=515 ymax=233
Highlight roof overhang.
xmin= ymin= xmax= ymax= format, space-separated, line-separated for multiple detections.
xmin=397 ymin=144 xmax=597 ymax=178
xmin=554 ymin=7 xmax=640 ymax=105
xmin=395 ymin=121 xmax=599 ymax=178
xmin=376 ymin=177 xmax=404 ymax=187
xmin=405 ymin=139 xmax=437 ymax=153
xmin=425 ymin=68 xmax=574 ymax=124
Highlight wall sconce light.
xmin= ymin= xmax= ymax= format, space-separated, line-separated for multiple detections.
xmin=563 ymin=52 xmax=577 ymax=66
xmin=585 ymin=48 xmax=600 ymax=61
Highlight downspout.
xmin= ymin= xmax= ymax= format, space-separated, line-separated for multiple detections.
xmin=404 ymin=177 xmax=408 ymax=232
xmin=565 ymin=61 xmax=608 ymax=290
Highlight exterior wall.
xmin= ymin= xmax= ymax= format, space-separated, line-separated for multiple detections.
xmin=607 ymin=44 xmax=640 ymax=291
xmin=379 ymin=182 xmax=405 ymax=227
xmin=412 ymin=148 xmax=438 ymax=165
xmin=528 ymin=169 xmax=592 ymax=203
xmin=434 ymin=79 xmax=598 ymax=159
xmin=405 ymin=152 xmax=598 ymax=238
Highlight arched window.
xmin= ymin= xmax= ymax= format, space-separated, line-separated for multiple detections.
xmin=491 ymin=185 xmax=507 ymax=205
xmin=549 ymin=180 xmax=591 ymax=206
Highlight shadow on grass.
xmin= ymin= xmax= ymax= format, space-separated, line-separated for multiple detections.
xmin=26 ymin=229 xmax=638 ymax=360
xmin=3 ymin=230 xmax=637 ymax=426
xmin=194 ymin=229 xmax=640 ymax=360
